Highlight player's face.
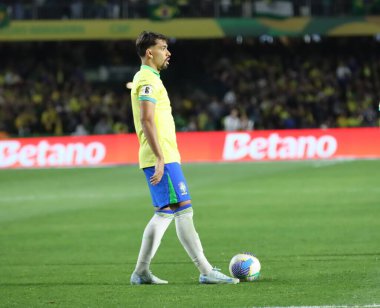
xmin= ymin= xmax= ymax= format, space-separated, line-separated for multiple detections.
xmin=150 ymin=39 xmax=171 ymax=71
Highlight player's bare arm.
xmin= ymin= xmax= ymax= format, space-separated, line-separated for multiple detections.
xmin=140 ymin=100 xmax=164 ymax=185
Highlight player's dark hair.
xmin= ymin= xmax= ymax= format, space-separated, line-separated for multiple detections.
xmin=136 ymin=31 xmax=168 ymax=58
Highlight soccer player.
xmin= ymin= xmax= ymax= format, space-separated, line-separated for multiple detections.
xmin=129 ymin=31 xmax=239 ymax=285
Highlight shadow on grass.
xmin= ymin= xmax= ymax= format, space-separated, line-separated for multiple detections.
xmin=0 ymin=277 xmax=276 ymax=287
xmin=1 ymin=282 xmax=130 ymax=287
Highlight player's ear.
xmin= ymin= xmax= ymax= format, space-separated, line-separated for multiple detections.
xmin=146 ymin=49 xmax=153 ymax=59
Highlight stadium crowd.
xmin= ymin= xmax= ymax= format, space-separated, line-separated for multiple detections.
xmin=0 ymin=37 xmax=378 ymax=137
xmin=4 ymin=0 xmax=380 ymax=20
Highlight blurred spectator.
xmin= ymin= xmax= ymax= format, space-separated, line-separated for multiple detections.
xmin=223 ymin=89 xmax=237 ymax=105
xmin=208 ymin=97 xmax=225 ymax=130
xmin=15 ymin=107 xmax=37 ymax=137
xmin=242 ymin=0 xmax=253 ymax=17
xmin=94 ymin=115 xmax=112 ymax=134
xmin=220 ymin=0 xmax=232 ymax=15
xmin=336 ymin=61 xmax=352 ymax=88
xmin=224 ymin=108 xmax=241 ymax=131
xmin=240 ymin=113 xmax=254 ymax=130
xmin=93 ymin=0 xmax=107 ymax=18
xmin=72 ymin=123 xmax=88 ymax=136
xmin=12 ymin=1 xmax=25 ymax=19
xmin=107 ymin=0 xmax=120 ymax=19
xmin=70 ymin=0 xmax=83 ymax=19
xmin=41 ymin=103 xmax=62 ymax=135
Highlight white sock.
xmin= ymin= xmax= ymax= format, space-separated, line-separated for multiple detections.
xmin=134 ymin=211 xmax=173 ymax=274
xmin=175 ymin=207 xmax=213 ymax=275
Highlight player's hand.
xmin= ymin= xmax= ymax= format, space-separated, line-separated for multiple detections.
xmin=150 ymin=158 xmax=164 ymax=185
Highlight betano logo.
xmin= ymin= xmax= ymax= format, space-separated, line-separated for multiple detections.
xmin=0 ymin=140 xmax=106 ymax=168
xmin=223 ymin=133 xmax=338 ymax=160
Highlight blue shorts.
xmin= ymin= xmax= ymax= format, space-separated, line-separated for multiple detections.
xmin=143 ymin=162 xmax=191 ymax=209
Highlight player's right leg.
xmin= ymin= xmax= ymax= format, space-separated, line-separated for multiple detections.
xmin=130 ymin=207 xmax=173 ymax=285
xmin=131 ymin=165 xmax=174 ymax=285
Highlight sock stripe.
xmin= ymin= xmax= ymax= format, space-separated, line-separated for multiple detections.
xmin=174 ymin=203 xmax=193 ymax=215
xmin=155 ymin=209 xmax=174 ymax=218
xmin=156 ymin=209 xmax=174 ymax=214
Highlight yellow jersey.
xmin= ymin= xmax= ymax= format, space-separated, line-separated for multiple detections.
xmin=131 ymin=65 xmax=181 ymax=168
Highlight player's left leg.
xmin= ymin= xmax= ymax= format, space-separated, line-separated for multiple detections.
xmin=171 ymin=200 xmax=213 ymax=274
xmin=172 ymin=201 xmax=238 ymax=284
xmin=167 ymin=162 xmax=239 ymax=284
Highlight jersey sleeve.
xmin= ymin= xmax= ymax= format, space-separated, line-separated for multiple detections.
xmin=137 ymin=83 xmax=157 ymax=104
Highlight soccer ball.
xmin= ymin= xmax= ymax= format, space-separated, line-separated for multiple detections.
xmin=229 ymin=253 xmax=261 ymax=282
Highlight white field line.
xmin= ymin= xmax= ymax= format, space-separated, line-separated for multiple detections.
xmin=258 ymin=305 xmax=380 ymax=308
xmin=2 ymin=186 xmax=380 ymax=203
xmin=1 ymin=157 xmax=379 ymax=171
xmin=0 ymin=192 xmax=132 ymax=203
xmin=312 ymin=158 xmax=356 ymax=168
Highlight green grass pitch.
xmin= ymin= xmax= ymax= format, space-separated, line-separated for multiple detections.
xmin=1 ymin=160 xmax=379 ymax=307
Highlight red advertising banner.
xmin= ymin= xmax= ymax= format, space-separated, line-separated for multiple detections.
xmin=0 ymin=135 xmax=139 ymax=169
xmin=0 ymin=128 xmax=379 ymax=169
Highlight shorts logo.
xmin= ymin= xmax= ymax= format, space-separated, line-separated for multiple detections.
xmin=178 ymin=182 xmax=187 ymax=195
xmin=140 ymin=85 xmax=153 ymax=96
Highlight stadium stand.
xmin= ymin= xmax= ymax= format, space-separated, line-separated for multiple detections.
xmin=0 ymin=37 xmax=378 ymax=137
xmin=0 ymin=1 xmax=379 ymax=137
xmin=4 ymin=0 xmax=380 ymax=20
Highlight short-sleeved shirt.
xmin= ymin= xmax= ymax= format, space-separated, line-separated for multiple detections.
xmin=131 ymin=65 xmax=181 ymax=168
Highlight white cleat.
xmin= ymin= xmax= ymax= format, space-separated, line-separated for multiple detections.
xmin=199 ymin=268 xmax=240 ymax=284
xmin=130 ymin=271 xmax=168 ymax=285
